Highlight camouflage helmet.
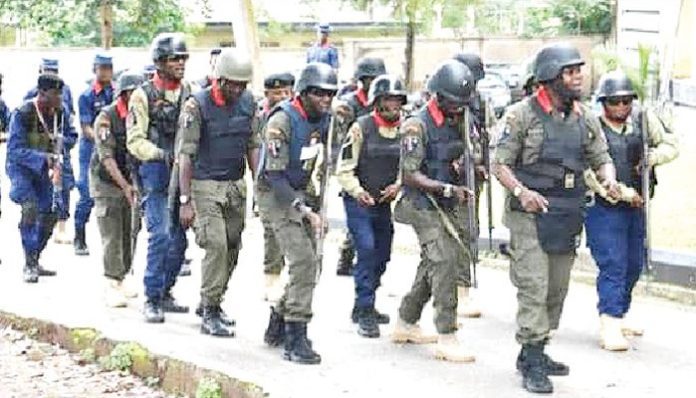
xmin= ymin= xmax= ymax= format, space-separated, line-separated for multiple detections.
xmin=427 ymin=60 xmax=475 ymax=103
xmin=354 ymin=57 xmax=387 ymax=80
xmin=368 ymin=74 xmax=407 ymax=105
xmin=295 ymin=62 xmax=338 ymax=94
xmin=534 ymin=42 xmax=584 ymax=82
xmin=452 ymin=52 xmax=485 ymax=81
xmin=596 ymin=70 xmax=637 ymax=101
xmin=150 ymin=32 xmax=188 ymax=63
xmin=214 ymin=48 xmax=253 ymax=81
xmin=116 ymin=70 xmax=145 ymax=96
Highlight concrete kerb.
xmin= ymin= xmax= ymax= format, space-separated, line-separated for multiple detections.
xmin=0 ymin=311 xmax=265 ymax=398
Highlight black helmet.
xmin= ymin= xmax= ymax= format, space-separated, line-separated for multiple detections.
xmin=596 ymin=70 xmax=637 ymax=101
xmin=427 ymin=60 xmax=475 ymax=103
xmin=534 ymin=42 xmax=584 ymax=82
xmin=354 ymin=57 xmax=387 ymax=80
xmin=150 ymin=32 xmax=188 ymax=62
xmin=116 ymin=70 xmax=145 ymax=96
xmin=452 ymin=52 xmax=485 ymax=81
xmin=368 ymin=74 xmax=407 ymax=105
xmin=295 ymin=62 xmax=338 ymax=93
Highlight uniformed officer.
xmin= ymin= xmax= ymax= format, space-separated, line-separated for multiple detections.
xmin=91 ymin=71 xmax=144 ymax=307
xmin=492 ymin=43 xmax=620 ymax=394
xmin=336 ymin=74 xmax=406 ymax=338
xmin=75 ymin=53 xmax=115 ymax=255
xmin=585 ymin=70 xmax=678 ymax=351
xmin=23 ymin=59 xmax=76 ymax=245
xmin=390 ymin=60 xmax=477 ymax=363
xmin=257 ymin=72 xmax=295 ymax=301
xmin=143 ymin=64 xmax=156 ymax=81
xmin=195 ymin=48 xmax=222 ymax=90
xmin=259 ymin=62 xmax=337 ymax=364
xmin=177 ymin=48 xmax=260 ymax=337
xmin=334 ymin=57 xmax=387 ymax=277
xmin=7 ymin=74 xmax=78 ymax=282
xmin=306 ymin=22 xmax=339 ymax=72
xmin=127 ymin=33 xmax=191 ymax=323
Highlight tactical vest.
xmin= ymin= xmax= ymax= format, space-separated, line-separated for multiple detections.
xmin=275 ymin=100 xmax=331 ymax=191
xmin=20 ymin=101 xmax=56 ymax=153
xmin=142 ymin=81 xmax=190 ymax=154
xmin=192 ymin=88 xmax=254 ymax=181
xmin=343 ymin=91 xmax=371 ymax=119
xmin=405 ymin=107 xmax=466 ymax=210
xmin=94 ymin=104 xmax=132 ymax=186
xmin=356 ymin=114 xmax=401 ymax=199
xmin=511 ymin=99 xmax=588 ymax=254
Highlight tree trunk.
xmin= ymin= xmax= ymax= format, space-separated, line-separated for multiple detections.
xmin=404 ymin=19 xmax=416 ymax=90
xmin=232 ymin=0 xmax=263 ymax=91
xmin=100 ymin=0 xmax=113 ymax=49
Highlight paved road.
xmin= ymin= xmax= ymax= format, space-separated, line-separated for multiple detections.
xmin=0 ymin=177 xmax=694 ymax=398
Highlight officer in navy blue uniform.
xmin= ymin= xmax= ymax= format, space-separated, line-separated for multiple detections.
xmin=306 ymin=23 xmax=339 ymax=72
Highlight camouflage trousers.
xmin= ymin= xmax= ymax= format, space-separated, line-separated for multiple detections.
xmin=260 ymin=215 xmax=285 ymax=275
xmin=505 ymin=210 xmax=574 ymax=345
xmin=191 ymin=179 xmax=246 ymax=307
xmin=395 ymin=196 xmax=472 ymax=334
xmin=95 ymin=196 xmax=133 ymax=281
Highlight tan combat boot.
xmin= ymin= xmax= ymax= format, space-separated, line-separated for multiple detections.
xmin=264 ymin=274 xmax=281 ymax=302
xmin=621 ymin=312 xmax=644 ymax=337
xmin=53 ymin=220 xmax=72 ymax=244
xmin=457 ymin=286 xmax=481 ymax=318
xmin=391 ymin=317 xmax=438 ymax=344
xmin=599 ymin=314 xmax=630 ymax=351
xmin=434 ymin=333 xmax=476 ymax=363
xmin=105 ymin=279 xmax=127 ymax=308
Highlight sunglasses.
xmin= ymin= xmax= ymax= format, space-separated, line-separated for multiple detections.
xmin=307 ymin=88 xmax=336 ymax=99
xmin=165 ymin=54 xmax=189 ymax=62
xmin=605 ymin=96 xmax=633 ymax=106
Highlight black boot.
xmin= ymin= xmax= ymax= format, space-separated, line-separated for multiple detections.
xmin=351 ymin=304 xmax=390 ymax=325
xmin=178 ymin=261 xmax=192 ymax=277
xmin=357 ymin=307 xmax=380 ymax=338
xmin=519 ymin=344 xmax=554 ymax=394
xmin=143 ymin=299 xmax=165 ymax=323
xmin=196 ymin=303 xmax=235 ymax=327
xmin=264 ymin=306 xmax=285 ymax=347
xmin=23 ymin=252 xmax=39 ymax=283
xmin=517 ymin=347 xmax=570 ymax=376
xmin=283 ymin=321 xmax=321 ymax=364
xmin=162 ymin=292 xmax=189 ymax=313
xmin=336 ymin=237 xmax=355 ymax=276
xmin=74 ymin=226 xmax=89 ymax=256
xmin=201 ymin=306 xmax=234 ymax=337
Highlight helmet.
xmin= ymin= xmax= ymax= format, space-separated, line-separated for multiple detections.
xmin=93 ymin=53 xmax=113 ymax=67
xmin=596 ymin=70 xmax=636 ymax=101
xmin=295 ymin=62 xmax=338 ymax=93
xmin=452 ymin=52 xmax=485 ymax=81
xmin=354 ymin=57 xmax=387 ymax=80
xmin=40 ymin=58 xmax=59 ymax=73
xmin=368 ymin=74 xmax=407 ymax=105
xmin=317 ymin=22 xmax=331 ymax=34
xmin=116 ymin=70 xmax=144 ymax=96
xmin=534 ymin=42 xmax=584 ymax=82
xmin=150 ymin=32 xmax=188 ymax=62
xmin=427 ymin=60 xmax=475 ymax=103
xmin=264 ymin=72 xmax=295 ymax=89
xmin=213 ymin=48 xmax=253 ymax=81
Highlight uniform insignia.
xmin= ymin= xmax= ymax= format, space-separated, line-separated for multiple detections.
xmin=183 ymin=113 xmax=193 ymax=129
xmin=98 ymin=126 xmax=109 ymax=141
xmin=127 ymin=109 xmax=137 ymax=129
xmin=564 ymin=173 xmax=575 ymax=189
xmin=341 ymin=143 xmax=353 ymax=160
xmin=268 ymin=139 xmax=281 ymax=158
xmin=403 ymin=136 xmax=419 ymax=152
xmin=309 ymin=130 xmax=321 ymax=145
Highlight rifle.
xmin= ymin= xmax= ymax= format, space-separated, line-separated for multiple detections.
xmin=640 ymin=105 xmax=652 ymax=291
xmin=167 ymin=157 xmax=179 ymax=230
xmin=480 ymin=100 xmax=494 ymax=251
xmin=51 ymin=113 xmax=66 ymax=215
xmin=462 ymin=108 xmax=479 ymax=288
xmin=129 ymin=157 xmax=143 ymax=273
xmin=315 ymin=115 xmax=335 ymax=280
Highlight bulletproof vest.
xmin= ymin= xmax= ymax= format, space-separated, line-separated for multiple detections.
xmin=405 ymin=106 xmax=466 ymax=210
xmin=95 ymin=104 xmax=132 ymax=186
xmin=20 ymin=101 xmax=56 ymax=153
xmin=343 ymin=91 xmax=371 ymax=120
xmin=275 ymin=100 xmax=331 ymax=191
xmin=355 ymin=114 xmax=401 ymax=199
xmin=511 ymin=98 xmax=588 ymax=254
xmin=142 ymin=81 xmax=190 ymax=154
xmin=192 ymin=88 xmax=254 ymax=181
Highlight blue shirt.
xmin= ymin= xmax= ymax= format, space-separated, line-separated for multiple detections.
xmin=306 ymin=43 xmax=339 ymax=69
xmin=78 ymin=81 xmax=114 ymax=129
xmin=24 ymin=84 xmax=75 ymax=116
xmin=0 ymin=98 xmax=10 ymax=132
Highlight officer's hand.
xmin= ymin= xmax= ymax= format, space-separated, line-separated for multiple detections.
xmin=122 ymin=185 xmax=136 ymax=207
xmin=335 ymin=104 xmax=351 ymax=120
xmin=358 ymin=191 xmax=376 ymax=207
xmin=306 ymin=211 xmax=323 ymax=237
xmin=630 ymin=193 xmax=644 ymax=208
xmin=453 ymin=185 xmax=474 ymax=204
xmin=179 ymin=203 xmax=195 ymax=229
xmin=519 ymin=188 xmax=549 ymax=213
xmin=379 ymin=184 xmax=400 ymax=203
xmin=45 ymin=154 xmax=56 ymax=169
xmin=603 ymin=180 xmax=621 ymax=201
xmin=51 ymin=164 xmax=62 ymax=185
xmin=475 ymin=165 xmax=489 ymax=181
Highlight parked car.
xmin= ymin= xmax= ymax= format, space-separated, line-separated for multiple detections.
xmin=479 ymin=71 xmax=511 ymax=117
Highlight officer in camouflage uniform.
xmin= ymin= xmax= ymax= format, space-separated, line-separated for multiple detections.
xmin=391 ymin=61 xmax=477 ymax=363
xmin=127 ymin=33 xmax=191 ymax=323
xmin=177 ymin=48 xmax=260 ymax=337
xmin=91 ymin=71 xmax=144 ymax=308
xmin=333 ymin=57 xmax=387 ymax=276
xmin=257 ymin=72 xmax=295 ymax=301
xmin=585 ymin=70 xmax=678 ymax=351
xmin=492 ymin=43 xmax=620 ymax=394
xmin=259 ymin=62 xmax=337 ymax=364
xmin=336 ymin=74 xmax=406 ymax=338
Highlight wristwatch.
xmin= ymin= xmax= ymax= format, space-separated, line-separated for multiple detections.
xmin=513 ymin=185 xmax=523 ymax=198
xmin=179 ymin=195 xmax=190 ymax=205
xmin=442 ymin=184 xmax=454 ymax=198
